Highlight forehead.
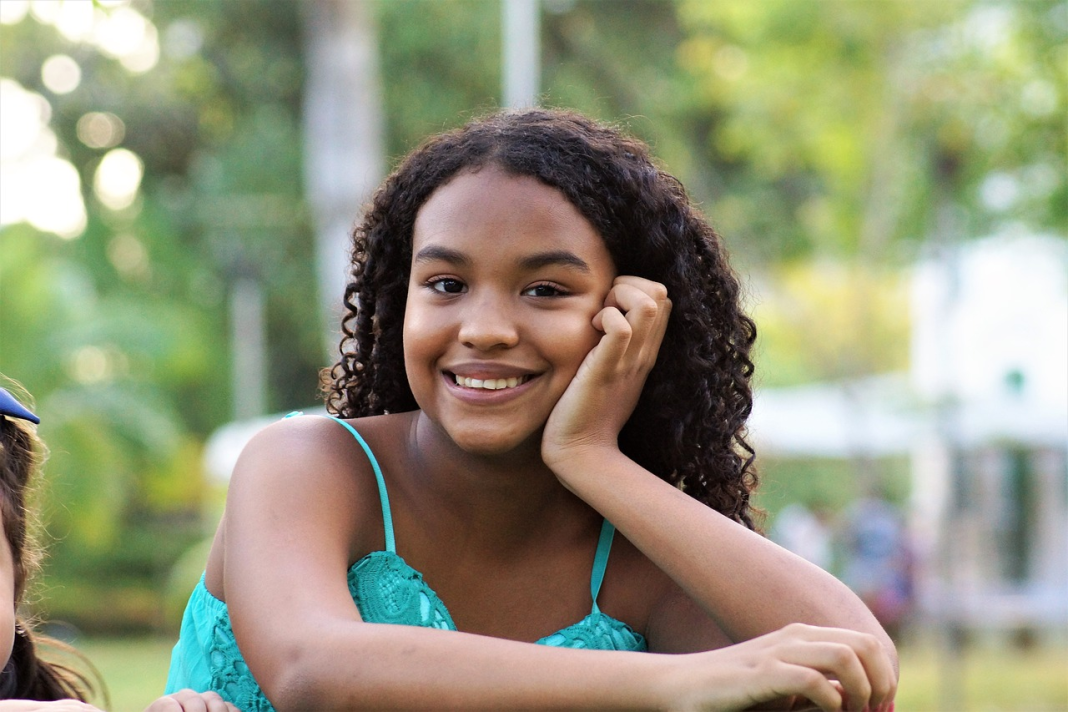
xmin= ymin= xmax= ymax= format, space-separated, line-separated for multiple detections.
xmin=412 ymin=167 xmax=605 ymax=257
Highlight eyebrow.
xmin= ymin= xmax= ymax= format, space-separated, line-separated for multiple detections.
xmin=519 ymin=250 xmax=590 ymax=273
xmin=413 ymin=246 xmax=590 ymax=273
xmin=413 ymin=245 xmax=471 ymax=267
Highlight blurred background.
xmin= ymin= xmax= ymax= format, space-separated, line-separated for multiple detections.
xmin=0 ymin=0 xmax=1064 ymax=709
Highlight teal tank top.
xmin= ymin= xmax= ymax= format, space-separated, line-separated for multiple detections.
xmin=165 ymin=415 xmax=646 ymax=711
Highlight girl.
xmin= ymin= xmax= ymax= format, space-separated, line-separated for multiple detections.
xmin=166 ymin=109 xmax=897 ymax=711
xmin=0 ymin=385 xmax=236 ymax=712
xmin=1 ymin=385 xmax=97 ymax=705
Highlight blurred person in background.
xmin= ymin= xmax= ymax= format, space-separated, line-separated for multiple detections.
xmin=770 ymin=502 xmax=833 ymax=572
xmin=836 ymin=488 xmax=914 ymax=642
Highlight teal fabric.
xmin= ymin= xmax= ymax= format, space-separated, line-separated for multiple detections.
xmin=165 ymin=415 xmax=646 ymax=711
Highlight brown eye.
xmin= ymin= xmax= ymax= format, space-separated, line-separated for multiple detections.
xmin=523 ymin=283 xmax=567 ymax=297
xmin=430 ymin=278 xmax=466 ymax=294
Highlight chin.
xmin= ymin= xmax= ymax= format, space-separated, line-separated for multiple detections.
xmin=448 ymin=426 xmax=540 ymax=458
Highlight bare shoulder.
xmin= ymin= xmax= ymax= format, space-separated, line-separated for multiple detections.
xmin=208 ymin=412 xmax=413 ymax=600
xmin=230 ymin=412 xmax=405 ymax=493
xmin=602 ymin=530 xmax=734 ymax=654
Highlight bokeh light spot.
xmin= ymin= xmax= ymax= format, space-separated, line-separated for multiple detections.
xmin=41 ymin=54 xmax=82 ymax=94
xmin=94 ymin=147 xmax=144 ymax=210
xmin=0 ymin=79 xmax=86 ymax=238
xmin=29 ymin=0 xmax=61 ymax=24
xmin=77 ymin=111 xmax=126 ymax=149
xmin=107 ymin=233 xmax=151 ymax=280
xmin=54 ymin=0 xmax=95 ymax=41
xmin=69 ymin=345 xmax=110 ymax=384
xmin=163 ymin=19 xmax=204 ymax=60
xmin=0 ymin=0 xmax=29 ymax=25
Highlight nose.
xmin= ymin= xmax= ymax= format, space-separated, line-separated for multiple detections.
xmin=457 ymin=290 xmax=520 ymax=351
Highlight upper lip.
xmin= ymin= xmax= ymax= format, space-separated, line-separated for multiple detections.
xmin=443 ymin=362 xmax=540 ymax=379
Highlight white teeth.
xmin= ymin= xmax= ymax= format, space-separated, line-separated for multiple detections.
xmin=453 ymin=374 xmax=529 ymax=390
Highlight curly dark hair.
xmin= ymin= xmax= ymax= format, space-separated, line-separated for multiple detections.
xmin=324 ymin=109 xmax=759 ymax=529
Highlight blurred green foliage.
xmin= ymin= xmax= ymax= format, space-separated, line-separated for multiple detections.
xmin=0 ymin=0 xmax=1063 ymax=632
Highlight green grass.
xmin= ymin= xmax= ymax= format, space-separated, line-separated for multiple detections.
xmin=895 ymin=642 xmax=1068 ymax=712
xmin=74 ymin=637 xmax=1068 ymax=712
xmin=77 ymin=637 xmax=174 ymax=712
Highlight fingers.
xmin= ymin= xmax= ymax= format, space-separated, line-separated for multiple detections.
xmin=590 ymin=306 xmax=633 ymax=368
xmin=775 ymin=644 xmax=866 ymax=712
xmin=774 ymin=624 xmax=896 ymax=712
xmin=0 ymin=702 xmax=106 ymax=712
xmin=144 ymin=690 xmax=238 ymax=712
xmin=596 ymin=276 xmax=671 ymax=372
xmin=769 ymin=661 xmax=844 ymax=712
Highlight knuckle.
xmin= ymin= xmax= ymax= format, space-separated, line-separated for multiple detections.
xmin=796 ymin=667 xmax=826 ymax=691
xmin=636 ymin=298 xmax=658 ymax=319
xmin=859 ymin=632 xmax=882 ymax=655
xmin=829 ymin=643 xmax=854 ymax=667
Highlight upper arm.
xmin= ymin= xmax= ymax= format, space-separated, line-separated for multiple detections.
xmin=221 ymin=416 xmax=376 ymax=683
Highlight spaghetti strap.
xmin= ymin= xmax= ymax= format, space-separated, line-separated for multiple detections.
xmin=284 ymin=412 xmax=396 ymax=553
xmin=589 ymin=519 xmax=615 ymax=614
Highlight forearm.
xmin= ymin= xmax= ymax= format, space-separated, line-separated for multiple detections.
xmin=551 ymin=449 xmax=896 ymax=665
xmin=264 ymin=621 xmax=673 ymax=711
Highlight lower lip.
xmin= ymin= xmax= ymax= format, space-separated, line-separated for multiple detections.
xmin=442 ymin=373 xmax=539 ymax=403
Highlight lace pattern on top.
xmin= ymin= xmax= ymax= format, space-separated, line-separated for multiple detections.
xmin=349 ymin=551 xmax=455 ymax=630
xmin=537 ymin=611 xmax=645 ymax=649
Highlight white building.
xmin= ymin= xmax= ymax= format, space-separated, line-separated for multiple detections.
xmin=749 ymin=231 xmax=1068 ymax=635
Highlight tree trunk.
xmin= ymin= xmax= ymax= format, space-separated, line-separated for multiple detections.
xmin=302 ymin=0 xmax=385 ymax=360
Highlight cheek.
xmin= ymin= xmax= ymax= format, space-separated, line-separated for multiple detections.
xmin=402 ymin=301 xmax=443 ymax=391
xmin=541 ymin=310 xmax=603 ymax=376
xmin=0 ymin=605 xmax=11 ymax=670
xmin=0 ymin=558 xmax=13 ymax=669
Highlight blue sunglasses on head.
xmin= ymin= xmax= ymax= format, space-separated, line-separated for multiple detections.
xmin=0 ymin=388 xmax=40 ymax=425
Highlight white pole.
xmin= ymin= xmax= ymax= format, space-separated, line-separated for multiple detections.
xmin=303 ymin=0 xmax=385 ymax=359
xmin=502 ymin=0 xmax=539 ymax=108
xmin=231 ymin=276 xmax=267 ymax=420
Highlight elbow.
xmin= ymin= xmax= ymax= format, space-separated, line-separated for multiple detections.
xmin=248 ymin=632 xmax=346 ymax=712
xmin=265 ymin=667 xmax=324 ymax=712
xmin=257 ymin=628 xmax=386 ymax=711
xmin=256 ymin=640 xmax=325 ymax=712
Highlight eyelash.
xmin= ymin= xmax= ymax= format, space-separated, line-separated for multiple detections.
xmin=522 ymin=282 xmax=569 ymax=298
xmin=427 ymin=277 xmax=465 ymax=294
xmin=424 ymin=278 xmax=569 ymax=298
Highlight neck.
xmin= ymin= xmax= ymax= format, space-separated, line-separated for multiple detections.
xmin=407 ymin=412 xmax=594 ymax=548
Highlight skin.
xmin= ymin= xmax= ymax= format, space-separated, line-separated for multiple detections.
xmin=204 ymin=166 xmax=898 ymax=711
xmin=1 ymin=511 xmax=14 ymax=672
xmin=0 ymin=693 xmax=237 ymax=712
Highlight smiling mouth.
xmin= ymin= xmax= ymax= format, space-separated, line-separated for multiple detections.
xmin=449 ymin=373 xmax=533 ymax=390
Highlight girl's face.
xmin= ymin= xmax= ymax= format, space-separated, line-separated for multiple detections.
xmin=0 ymin=511 xmax=14 ymax=669
xmin=404 ymin=166 xmax=616 ymax=456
